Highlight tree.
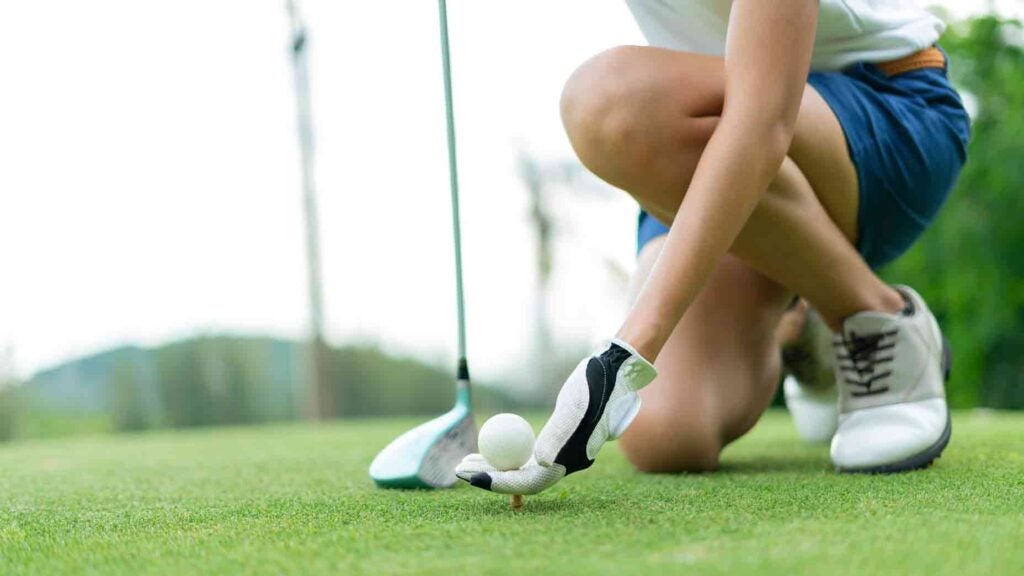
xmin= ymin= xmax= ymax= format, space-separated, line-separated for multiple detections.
xmin=109 ymin=358 xmax=150 ymax=432
xmin=0 ymin=347 xmax=20 ymax=441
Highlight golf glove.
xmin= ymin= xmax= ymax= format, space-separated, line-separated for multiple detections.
xmin=455 ymin=339 xmax=656 ymax=495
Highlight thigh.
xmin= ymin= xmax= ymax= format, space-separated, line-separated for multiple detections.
xmin=619 ymin=236 xmax=792 ymax=472
xmin=809 ymin=66 xmax=970 ymax=267
xmin=571 ymin=46 xmax=860 ymax=243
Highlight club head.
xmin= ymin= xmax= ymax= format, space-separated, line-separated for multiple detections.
xmin=369 ymin=400 xmax=476 ymax=489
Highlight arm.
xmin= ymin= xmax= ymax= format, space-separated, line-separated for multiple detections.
xmin=619 ymin=0 xmax=819 ymax=361
xmin=456 ymin=1 xmax=820 ymax=495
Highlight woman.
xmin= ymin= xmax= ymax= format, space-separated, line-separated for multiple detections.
xmin=457 ymin=0 xmax=969 ymax=493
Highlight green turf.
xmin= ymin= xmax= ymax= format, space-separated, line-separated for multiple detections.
xmin=1 ymin=410 xmax=1022 ymax=575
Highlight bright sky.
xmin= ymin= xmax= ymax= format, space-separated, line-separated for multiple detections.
xmin=0 ymin=0 xmax=1016 ymax=383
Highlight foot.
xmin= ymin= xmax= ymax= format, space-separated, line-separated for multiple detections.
xmin=455 ymin=339 xmax=656 ymax=494
xmin=783 ymin=376 xmax=838 ymax=444
xmin=781 ymin=304 xmax=839 ymax=443
xmin=830 ymin=285 xmax=951 ymax=473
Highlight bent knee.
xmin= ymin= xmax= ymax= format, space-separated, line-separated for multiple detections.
xmin=619 ymin=415 xmax=721 ymax=473
xmin=560 ymin=46 xmax=711 ymax=180
xmin=560 ymin=47 xmax=646 ymax=164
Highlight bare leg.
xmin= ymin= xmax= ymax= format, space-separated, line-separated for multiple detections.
xmin=562 ymin=47 xmax=906 ymax=470
xmin=561 ymin=47 xmax=905 ymax=335
xmin=620 ymin=238 xmax=790 ymax=472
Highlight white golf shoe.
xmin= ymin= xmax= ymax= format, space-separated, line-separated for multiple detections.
xmin=783 ymin=375 xmax=838 ymax=444
xmin=830 ymin=285 xmax=952 ymax=473
xmin=782 ymin=307 xmax=838 ymax=443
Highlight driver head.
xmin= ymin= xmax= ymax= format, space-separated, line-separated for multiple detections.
xmin=370 ymin=405 xmax=476 ymax=489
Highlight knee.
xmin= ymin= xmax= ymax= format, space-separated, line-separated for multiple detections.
xmin=560 ymin=47 xmax=662 ymax=175
xmin=560 ymin=47 xmax=713 ymax=189
xmin=619 ymin=411 xmax=721 ymax=473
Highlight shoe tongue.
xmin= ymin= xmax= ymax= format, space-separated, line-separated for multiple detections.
xmin=842 ymin=310 xmax=899 ymax=339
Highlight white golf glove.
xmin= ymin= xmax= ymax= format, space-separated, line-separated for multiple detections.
xmin=455 ymin=339 xmax=656 ymax=495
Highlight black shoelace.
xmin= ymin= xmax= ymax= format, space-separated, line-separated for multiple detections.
xmin=834 ymin=329 xmax=898 ymax=397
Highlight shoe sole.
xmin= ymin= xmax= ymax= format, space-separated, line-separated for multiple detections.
xmin=837 ymin=412 xmax=952 ymax=474
xmin=838 ymin=338 xmax=953 ymax=474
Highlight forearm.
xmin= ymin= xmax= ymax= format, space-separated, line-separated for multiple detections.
xmin=612 ymin=0 xmax=816 ymax=361
xmin=618 ymin=116 xmax=791 ymax=359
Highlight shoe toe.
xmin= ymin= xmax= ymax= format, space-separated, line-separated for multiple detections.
xmin=784 ymin=376 xmax=838 ymax=444
xmin=831 ymin=398 xmax=947 ymax=470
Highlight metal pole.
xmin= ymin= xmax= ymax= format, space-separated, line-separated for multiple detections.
xmin=286 ymin=0 xmax=332 ymax=418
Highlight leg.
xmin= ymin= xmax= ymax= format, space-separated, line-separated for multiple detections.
xmin=620 ymin=236 xmax=791 ymax=472
xmin=560 ymin=47 xmax=904 ymax=331
xmin=567 ymin=46 xmax=952 ymax=473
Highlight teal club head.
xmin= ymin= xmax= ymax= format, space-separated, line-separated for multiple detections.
xmin=369 ymin=385 xmax=475 ymax=489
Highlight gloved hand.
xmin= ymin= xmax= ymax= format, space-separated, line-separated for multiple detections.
xmin=455 ymin=339 xmax=657 ymax=495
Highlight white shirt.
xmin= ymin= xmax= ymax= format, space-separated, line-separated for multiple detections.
xmin=625 ymin=0 xmax=945 ymax=71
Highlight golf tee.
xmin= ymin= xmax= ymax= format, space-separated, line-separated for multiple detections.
xmin=510 ymin=494 xmax=524 ymax=510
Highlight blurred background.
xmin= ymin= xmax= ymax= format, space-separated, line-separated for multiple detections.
xmin=0 ymin=1 xmax=1021 ymax=442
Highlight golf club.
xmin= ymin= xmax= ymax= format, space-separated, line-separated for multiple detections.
xmin=369 ymin=0 xmax=476 ymax=489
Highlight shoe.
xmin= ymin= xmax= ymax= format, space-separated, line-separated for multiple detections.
xmin=782 ymin=306 xmax=838 ymax=443
xmin=830 ymin=285 xmax=952 ymax=473
xmin=783 ymin=375 xmax=838 ymax=443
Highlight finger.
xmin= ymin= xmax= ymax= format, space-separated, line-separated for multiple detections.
xmin=464 ymin=463 xmax=566 ymax=495
xmin=456 ymin=455 xmax=538 ymax=480
xmin=456 ymin=453 xmax=494 ymax=473
xmin=455 ymin=453 xmax=497 ymax=481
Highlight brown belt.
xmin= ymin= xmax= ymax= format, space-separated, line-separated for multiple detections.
xmin=874 ymin=46 xmax=946 ymax=77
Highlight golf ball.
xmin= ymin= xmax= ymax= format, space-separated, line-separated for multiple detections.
xmin=478 ymin=413 xmax=535 ymax=471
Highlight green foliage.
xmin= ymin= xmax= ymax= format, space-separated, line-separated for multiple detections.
xmin=882 ymin=16 xmax=1024 ymax=408
xmin=0 ymin=411 xmax=1021 ymax=575
xmin=7 ymin=336 xmax=530 ymax=442
xmin=151 ymin=338 xmax=490 ymax=424
xmin=0 ymin=351 xmax=19 ymax=441
xmin=0 ymin=388 xmax=20 ymax=442
xmin=109 ymin=359 xmax=150 ymax=432
xmin=14 ymin=411 xmax=111 ymax=439
xmin=155 ymin=340 xmax=221 ymax=428
xmin=153 ymin=337 xmax=299 ymax=428
xmin=328 ymin=346 xmax=453 ymax=418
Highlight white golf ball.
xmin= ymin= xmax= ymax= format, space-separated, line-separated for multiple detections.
xmin=478 ymin=413 xmax=535 ymax=471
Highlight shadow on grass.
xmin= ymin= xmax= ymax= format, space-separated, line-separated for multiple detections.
xmin=716 ymin=454 xmax=831 ymax=474
xmin=452 ymin=494 xmax=591 ymax=517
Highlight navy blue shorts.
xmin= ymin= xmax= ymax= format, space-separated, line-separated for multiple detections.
xmin=638 ymin=49 xmax=971 ymax=269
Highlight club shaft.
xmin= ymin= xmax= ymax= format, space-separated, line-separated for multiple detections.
xmin=437 ymin=0 xmax=469 ymax=380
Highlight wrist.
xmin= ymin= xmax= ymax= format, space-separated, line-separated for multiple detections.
xmin=614 ymin=319 xmax=667 ymax=363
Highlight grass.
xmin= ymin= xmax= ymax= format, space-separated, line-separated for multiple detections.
xmin=1 ymin=410 xmax=1022 ymax=575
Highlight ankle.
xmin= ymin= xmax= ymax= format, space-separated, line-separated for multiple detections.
xmin=821 ymin=284 xmax=906 ymax=332
xmin=872 ymin=284 xmax=908 ymax=316
xmin=615 ymin=319 xmax=667 ymax=363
